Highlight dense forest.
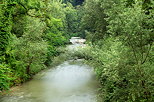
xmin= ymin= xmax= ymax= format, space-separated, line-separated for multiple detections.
xmin=0 ymin=0 xmax=83 ymax=90
xmin=0 ymin=0 xmax=154 ymax=102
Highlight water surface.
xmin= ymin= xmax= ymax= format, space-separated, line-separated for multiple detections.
xmin=0 ymin=60 xmax=98 ymax=102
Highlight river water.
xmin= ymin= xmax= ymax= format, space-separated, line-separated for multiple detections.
xmin=0 ymin=38 xmax=98 ymax=102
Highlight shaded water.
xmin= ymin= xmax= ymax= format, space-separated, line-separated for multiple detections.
xmin=0 ymin=38 xmax=98 ymax=102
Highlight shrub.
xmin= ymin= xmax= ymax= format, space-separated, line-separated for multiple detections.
xmin=0 ymin=64 xmax=12 ymax=91
xmin=71 ymin=37 xmax=154 ymax=102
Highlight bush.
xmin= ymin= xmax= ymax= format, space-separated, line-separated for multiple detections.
xmin=0 ymin=64 xmax=12 ymax=91
xmin=71 ymin=37 xmax=154 ymax=102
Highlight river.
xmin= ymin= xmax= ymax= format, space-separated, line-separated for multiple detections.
xmin=0 ymin=38 xmax=98 ymax=102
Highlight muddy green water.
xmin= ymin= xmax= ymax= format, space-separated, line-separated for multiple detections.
xmin=0 ymin=60 xmax=98 ymax=102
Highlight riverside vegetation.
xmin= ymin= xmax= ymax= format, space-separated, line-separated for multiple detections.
xmin=0 ymin=0 xmax=83 ymax=91
xmin=72 ymin=0 xmax=154 ymax=102
xmin=0 ymin=0 xmax=154 ymax=102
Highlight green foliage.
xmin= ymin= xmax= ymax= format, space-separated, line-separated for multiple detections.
xmin=81 ymin=0 xmax=107 ymax=42
xmin=14 ymin=16 xmax=48 ymax=76
xmin=0 ymin=0 xmax=76 ymax=91
xmin=45 ymin=17 xmax=66 ymax=46
xmin=0 ymin=0 xmax=13 ymax=59
xmin=72 ymin=38 xmax=154 ymax=102
xmin=0 ymin=64 xmax=12 ymax=90
xmin=80 ymin=0 xmax=154 ymax=101
xmin=64 ymin=3 xmax=84 ymax=38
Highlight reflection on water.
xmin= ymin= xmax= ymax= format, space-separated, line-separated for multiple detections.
xmin=0 ymin=61 xmax=98 ymax=102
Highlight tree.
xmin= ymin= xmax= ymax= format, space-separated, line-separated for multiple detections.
xmin=81 ymin=0 xmax=108 ymax=42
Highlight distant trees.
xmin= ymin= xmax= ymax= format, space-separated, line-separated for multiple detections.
xmin=81 ymin=0 xmax=107 ymax=42
xmin=64 ymin=3 xmax=84 ymax=38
